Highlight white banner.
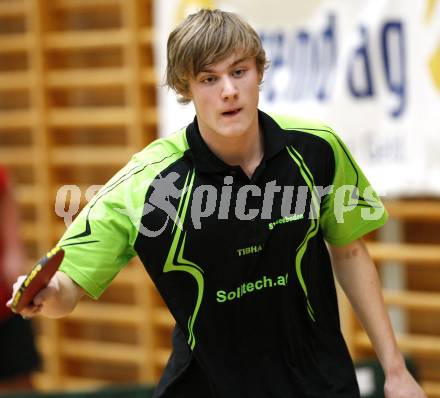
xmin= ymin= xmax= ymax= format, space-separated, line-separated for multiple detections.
xmin=154 ymin=0 xmax=440 ymax=196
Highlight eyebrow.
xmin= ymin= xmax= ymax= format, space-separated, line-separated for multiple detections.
xmin=199 ymin=57 xmax=250 ymax=74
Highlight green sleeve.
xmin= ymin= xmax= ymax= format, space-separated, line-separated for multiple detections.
xmin=57 ymin=161 xmax=145 ymax=299
xmin=319 ymin=130 xmax=388 ymax=246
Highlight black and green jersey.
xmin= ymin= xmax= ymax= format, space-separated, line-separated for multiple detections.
xmin=58 ymin=110 xmax=387 ymax=398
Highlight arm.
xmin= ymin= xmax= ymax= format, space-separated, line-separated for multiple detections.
xmin=2 ymin=173 xmax=85 ymax=319
xmin=7 ymin=270 xmax=85 ymax=319
xmin=328 ymin=238 xmax=426 ymax=398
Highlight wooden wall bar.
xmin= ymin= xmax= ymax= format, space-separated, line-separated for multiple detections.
xmin=343 ymin=200 xmax=440 ymax=398
xmin=0 ymin=0 xmax=170 ymax=389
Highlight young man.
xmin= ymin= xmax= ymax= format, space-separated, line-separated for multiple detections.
xmin=9 ymin=9 xmax=425 ymax=398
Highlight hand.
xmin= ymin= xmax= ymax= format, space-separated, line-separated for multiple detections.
xmin=6 ymin=274 xmax=60 ymax=319
xmin=384 ymin=366 xmax=427 ymax=398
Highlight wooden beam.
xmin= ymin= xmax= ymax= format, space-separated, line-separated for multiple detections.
xmin=68 ymin=302 xmax=144 ymax=325
xmin=421 ymin=382 xmax=440 ymax=398
xmin=367 ymin=242 xmax=440 ymax=264
xmin=21 ymin=221 xmax=38 ymax=242
xmin=53 ymin=0 xmax=121 ymax=10
xmin=384 ymin=200 xmax=440 ymax=221
xmin=0 ymin=1 xmax=26 ymax=17
xmin=355 ymin=332 xmax=440 ymax=357
xmin=153 ymin=308 xmax=174 ymax=328
xmin=0 ymin=110 xmax=34 ymax=129
xmin=383 ymin=290 xmax=440 ymax=311
xmin=0 ymin=148 xmax=34 ymax=165
xmin=0 ymin=71 xmax=31 ymax=90
xmin=0 ymin=33 xmax=30 ymax=52
xmin=47 ymin=67 xmax=129 ymax=88
xmin=49 ymin=107 xmax=133 ymax=127
xmin=142 ymin=108 xmax=158 ymax=125
xmin=139 ymin=28 xmax=153 ymax=44
xmin=122 ymin=0 xmax=144 ymax=153
xmin=111 ymin=267 xmax=145 ymax=286
xmin=51 ymin=147 xmax=132 ymax=165
xmin=61 ymin=377 xmax=109 ymax=390
xmin=155 ymin=349 xmax=171 ymax=367
xmin=141 ymin=67 xmax=157 ymax=85
xmin=16 ymin=185 xmax=42 ymax=206
xmin=61 ymin=339 xmax=145 ymax=364
xmin=45 ymin=29 xmax=129 ymax=49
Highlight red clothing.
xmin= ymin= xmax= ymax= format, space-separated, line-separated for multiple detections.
xmin=0 ymin=167 xmax=13 ymax=319
xmin=0 ymin=167 xmax=7 ymax=191
xmin=0 ymin=168 xmax=41 ymax=379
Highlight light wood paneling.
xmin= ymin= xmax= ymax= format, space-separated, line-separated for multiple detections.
xmin=0 ymin=0 xmax=168 ymax=390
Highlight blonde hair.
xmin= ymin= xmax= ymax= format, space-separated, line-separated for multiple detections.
xmin=166 ymin=9 xmax=268 ymax=104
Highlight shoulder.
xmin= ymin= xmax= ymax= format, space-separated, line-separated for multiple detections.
xmin=268 ymin=113 xmax=343 ymax=152
xmin=131 ymin=127 xmax=188 ymax=166
xmin=87 ymin=128 xmax=189 ymax=205
xmin=119 ymin=127 xmax=189 ymax=184
xmin=267 ymin=113 xmax=354 ymax=171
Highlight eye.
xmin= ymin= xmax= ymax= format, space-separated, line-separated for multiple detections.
xmin=200 ymin=75 xmax=217 ymax=84
xmin=232 ymin=68 xmax=246 ymax=77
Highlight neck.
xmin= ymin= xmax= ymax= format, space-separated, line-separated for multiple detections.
xmin=200 ymin=124 xmax=264 ymax=178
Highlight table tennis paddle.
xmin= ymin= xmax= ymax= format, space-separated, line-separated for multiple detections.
xmin=10 ymin=246 xmax=65 ymax=313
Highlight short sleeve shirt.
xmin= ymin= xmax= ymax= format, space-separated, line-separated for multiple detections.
xmin=58 ymin=111 xmax=387 ymax=398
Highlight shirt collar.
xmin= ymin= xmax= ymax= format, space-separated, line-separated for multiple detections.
xmin=185 ymin=110 xmax=288 ymax=173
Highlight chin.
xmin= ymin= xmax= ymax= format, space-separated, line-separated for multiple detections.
xmin=218 ymin=126 xmax=248 ymax=138
xmin=220 ymin=120 xmax=251 ymax=135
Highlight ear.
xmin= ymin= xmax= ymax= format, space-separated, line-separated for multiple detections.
xmin=257 ymin=64 xmax=264 ymax=84
xmin=182 ymin=91 xmax=192 ymax=102
xmin=177 ymin=88 xmax=192 ymax=105
xmin=181 ymin=80 xmax=193 ymax=102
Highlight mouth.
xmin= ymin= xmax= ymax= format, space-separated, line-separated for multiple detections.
xmin=221 ymin=108 xmax=242 ymax=117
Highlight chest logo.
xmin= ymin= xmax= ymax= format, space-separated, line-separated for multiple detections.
xmin=268 ymin=214 xmax=304 ymax=230
xmin=237 ymin=244 xmax=263 ymax=257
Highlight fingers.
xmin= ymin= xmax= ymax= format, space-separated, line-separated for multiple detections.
xmin=20 ymin=279 xmax=58 ymax=318
xmin=6 ymin=275 xmax=42 ymax=318
xmin=18 ymin=303 xmax=43 ymax=319
xmin=6 ymin=275 xmax=26 ymax=308
xmin=6 ymin=298 xmax=42 ymax=319
xmin=12 ymin=275 xmax=26 ymax=294
xmin=7 ymin=273 xmax=63 ymax=319
xmin=33 ymin=285 xmax=53 ymax=306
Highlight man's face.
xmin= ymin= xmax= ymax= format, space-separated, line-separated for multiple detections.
xmin=186 ymin=53 xmax=261 ymax=141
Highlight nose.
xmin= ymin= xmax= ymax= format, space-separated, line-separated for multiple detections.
xmin=221 ymin=76 xmax=238 ymax=100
